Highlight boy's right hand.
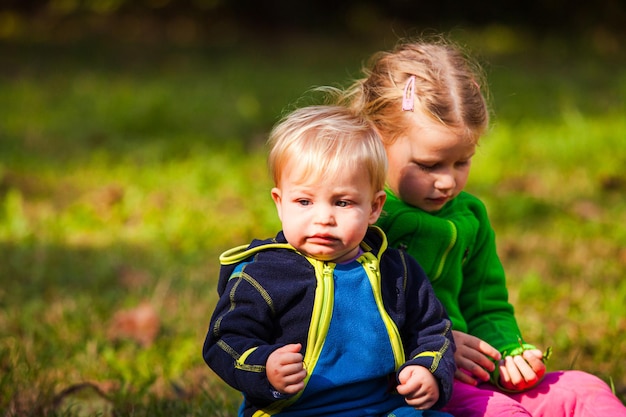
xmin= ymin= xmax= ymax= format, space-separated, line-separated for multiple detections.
xmin=266 ymin=343 xmax=307 ymax=395
xmin=452 ymin=330 xmax=501 ymax=385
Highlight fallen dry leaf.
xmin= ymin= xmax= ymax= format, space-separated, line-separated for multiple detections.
xmin=106 ymin=302 xmax=160 ymax=347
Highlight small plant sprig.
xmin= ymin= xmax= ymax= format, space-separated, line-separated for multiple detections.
xmin=542 ymin=346 xmax=553 ymax=362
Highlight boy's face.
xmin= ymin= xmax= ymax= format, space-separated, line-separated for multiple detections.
xmin=271 ymin=162 xmax=386 ymax=263
xmin=386 ymin=114 xmax=475 ymax=213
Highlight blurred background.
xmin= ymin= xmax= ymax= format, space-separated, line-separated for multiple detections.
xmin=1 ymin=0 xmax=625 ymax=41
xmin=1 ymin=1 xmax=625 ymax=416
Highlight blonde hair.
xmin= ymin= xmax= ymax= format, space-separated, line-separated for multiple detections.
xmin=340 ymin=37 xmax=489 ymax=146
xmin=268 ymin=105 xmax=387 ymax=193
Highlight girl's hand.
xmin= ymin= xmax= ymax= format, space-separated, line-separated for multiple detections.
xmin=396 ymin=365 xmax=440 ymax=409
xmin=452 ymin=330 xmax=502 ymax=385
xmin=497 ymin=349 xmax=546 ymax=391
xmin=266 ymin=343 xmax=307 ymax=395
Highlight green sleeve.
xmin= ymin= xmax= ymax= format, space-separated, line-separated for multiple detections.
xmin=458 ymin=199 xmax=538 ymax=358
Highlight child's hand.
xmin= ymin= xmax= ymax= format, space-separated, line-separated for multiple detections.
xmin=266 ymin=343 xmax=307 ymax=395
xmin=497 ymin=349 xmax=546 ymax=391
xmin=452 ymin=330 xmax=501 ymax=385
xmin=396 ymin=365 xmax=440 ymax=409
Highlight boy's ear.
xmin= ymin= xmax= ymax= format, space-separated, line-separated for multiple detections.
xmin=271 ymin=187 xmax=283 ymax=220
xmin=369 ymin=190 xmax=387 ymax=224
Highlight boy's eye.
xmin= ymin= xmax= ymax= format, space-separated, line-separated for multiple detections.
xmin=336 ymin=200 xmax=350 ymax=207
xmin=297 ymin=199 xmax=311 ymax=206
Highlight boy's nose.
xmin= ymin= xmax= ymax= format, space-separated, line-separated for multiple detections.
xmin=314 ymin=205 xmax=335 ymax=224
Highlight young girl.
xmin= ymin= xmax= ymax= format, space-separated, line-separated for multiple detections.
xmin=337 ymin=38 xmax=626 ymax=416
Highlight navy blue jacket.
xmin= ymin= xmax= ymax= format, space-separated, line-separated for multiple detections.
xmin=203 ymin=226 xmax=456 ymax=416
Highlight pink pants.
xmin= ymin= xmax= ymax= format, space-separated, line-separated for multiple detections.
xmin=442 ymin=370 xmax=626 ymax=417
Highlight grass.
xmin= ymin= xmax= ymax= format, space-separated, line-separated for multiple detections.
xmin=1 ymin=26 xmax=625 ymax=415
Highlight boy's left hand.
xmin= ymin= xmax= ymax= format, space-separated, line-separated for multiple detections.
xmin=497 ymin=349 xmax=546 ymax=391
xmin=396 ymin=365 xmax=439 ymax=409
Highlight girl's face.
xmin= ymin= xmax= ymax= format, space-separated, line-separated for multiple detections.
xmin=271 ymin=161 xmax=386 ymax=263
xmin=385 ymin=113 xmax=475 ymax=213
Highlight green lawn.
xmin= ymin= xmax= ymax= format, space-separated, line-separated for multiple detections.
xmin=1 ymin=27 xmax=625 ymax=415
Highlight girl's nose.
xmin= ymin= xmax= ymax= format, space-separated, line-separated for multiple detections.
xmin=434 ymin=172 xmax=456 ymax=191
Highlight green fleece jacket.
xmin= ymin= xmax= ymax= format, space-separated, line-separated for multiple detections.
xmin=377 ymin=190 xmax=536 ymax=367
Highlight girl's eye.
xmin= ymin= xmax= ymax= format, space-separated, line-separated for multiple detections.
xmin=297 ymin=199 xmax=311 ymax=206
xmin=336 ymin=200 xmax=350 ymax=208
xmin=456 ymin=160 xmax=470 ymax=167
xmin=417 ymin=163 xmax=436 ymax=172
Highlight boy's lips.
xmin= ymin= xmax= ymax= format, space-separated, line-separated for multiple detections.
xmin=308 ymin=234 xmax=337 ymax=244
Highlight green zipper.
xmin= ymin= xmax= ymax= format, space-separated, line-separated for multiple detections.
xmin=431 ymin=220 xmax=457 ymax=282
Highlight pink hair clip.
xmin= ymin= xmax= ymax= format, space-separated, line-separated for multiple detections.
xmin=402 ymin=75 xmax=416 ymax=112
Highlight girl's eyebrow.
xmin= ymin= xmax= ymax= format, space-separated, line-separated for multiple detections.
xmin=411 ymin=156 xmax=440 ymax=163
